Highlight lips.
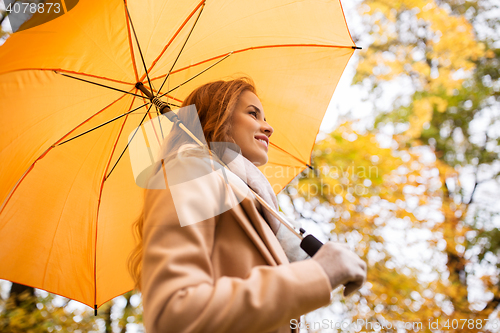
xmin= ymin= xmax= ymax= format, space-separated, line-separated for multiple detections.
xmin=254 ymin=135 xmax=269 ymax=149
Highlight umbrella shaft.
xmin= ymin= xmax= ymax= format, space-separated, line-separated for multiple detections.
xmin=135 ymin=82 xmax=317 ymax=244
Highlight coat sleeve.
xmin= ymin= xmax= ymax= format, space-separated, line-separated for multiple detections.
xmin=141 ymin=154 xmax=332 ymax=333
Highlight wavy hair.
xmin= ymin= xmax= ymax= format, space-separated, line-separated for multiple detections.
xmin=127 ymin=76 xmax=257 ymax=292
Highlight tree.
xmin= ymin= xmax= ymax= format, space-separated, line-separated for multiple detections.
xmin=0 ymin=281 xmax=100 ymax=332
xmin=0 ymin=281 xmax=144 ymax=332
xmin=2 ymin=0 xmax=498 ymax=331
xmin=334 ymin=0 xmax=500 ymax=329
xmin=284 ymin=122 xmax=470 ymax=332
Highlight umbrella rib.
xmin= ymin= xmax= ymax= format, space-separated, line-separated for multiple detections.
xmin=151 ymin=44 xmax=358 ymax=82
xmin=139 ymin=94 xmax=164 ymax=145
xmin=155 ymin=109 xmax=165 ymax=141
xmin=138 ymin=87 xmax=183 ymax=107
xmin=0 ymin=68 xmax=133 ymax=85
xmin=149 ymin=88 xmax=184 ymax=105
xmin=157 ymin=2 xmax=206 ymax=96
xmin=145 ymin=0 xmax=206 ymax=80
xmin=93 ymin=95 xmax=138 ymax=310
xmin=0 ymin=93 xmax=131 ymax=215
xmin=123 ymin=1 xmax=139 ymax=82
xmin=124 ymin=2 xmax=155 ymax=93
xmin=56 ymin=71 xmax=144 ymax=98
xmin=268 ymin=141 xmax=316 ymax=171
xmin=105 ymin=104 xmax=154 ymax=180
xmin=147 ymin=108 xmax=164 ymax=147
xmin=158 ymin=51 xmax=233 ymax=98
xmin=56 ymin=102 xmax=150 ymax=146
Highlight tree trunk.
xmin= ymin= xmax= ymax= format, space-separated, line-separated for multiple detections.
xmin=119 ymin=292 xmax=133 ymax=333
xmin=104 ymin=300 xmax=113 ymax=333
xmin=8 ymin=283 xmax=36 ymax=311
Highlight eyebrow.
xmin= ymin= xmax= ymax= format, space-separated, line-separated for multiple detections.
xmin=248 ymin=105 xmax=266 ymax=122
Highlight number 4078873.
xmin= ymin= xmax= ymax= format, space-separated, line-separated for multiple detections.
xmin=5 ymin=2 xmax=61 ymax=14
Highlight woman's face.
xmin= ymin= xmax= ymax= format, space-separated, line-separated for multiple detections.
xmin=229 ymin=90 xmax=274 ymax=166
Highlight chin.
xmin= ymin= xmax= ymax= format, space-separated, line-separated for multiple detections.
xmin=242 ymin=148 xmax=268 ymax=166
xmin=252 ymin=156 xmax=268 ymax=167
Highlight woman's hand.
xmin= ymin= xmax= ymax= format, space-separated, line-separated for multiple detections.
xmin=311 ymin=241 xmax=367 ymax=297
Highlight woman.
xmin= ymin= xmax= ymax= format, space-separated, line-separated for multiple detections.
xmin=128 ymin=77 xmax=367 ymax=333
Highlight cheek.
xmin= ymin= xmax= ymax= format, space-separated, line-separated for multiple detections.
xmin=231 ymin=124 xmax=248 ymax=148
xmin=231 ymin=115 xmax=259 ymax=152
xmin=235 ymin=120 xmax=251 ymax=141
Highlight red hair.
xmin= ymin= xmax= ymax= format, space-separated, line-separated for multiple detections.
xmin=128 ymin=76 xmax=257 ymax=291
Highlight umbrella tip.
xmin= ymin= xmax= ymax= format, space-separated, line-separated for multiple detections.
xmin=94 ymin=304 xmax=97 ymax=316
xmin=352 ymin=46 xmax=362 ymax=50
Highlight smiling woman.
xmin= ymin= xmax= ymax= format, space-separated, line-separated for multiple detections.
xmin=128 ymin=76 xmax=366 ymax=333
xmin=229 ymin=90 xmax=273 ymax=167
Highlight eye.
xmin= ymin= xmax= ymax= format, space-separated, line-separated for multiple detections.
xmin=249 ymin=111 xmax=258 ymax=118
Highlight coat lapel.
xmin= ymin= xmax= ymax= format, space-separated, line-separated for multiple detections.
xmin=228 ymin=194 xmax=290 ymax=267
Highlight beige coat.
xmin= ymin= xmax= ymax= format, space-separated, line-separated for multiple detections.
xmin=141 ymin=152 xmax=332 ymax=333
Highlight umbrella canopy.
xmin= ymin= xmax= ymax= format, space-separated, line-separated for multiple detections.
xmin=0 ymin=0 xmax=357 ymax=310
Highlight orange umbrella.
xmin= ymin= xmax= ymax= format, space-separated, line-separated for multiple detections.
xmin=0 ymin=0 xmax=358 ymax=312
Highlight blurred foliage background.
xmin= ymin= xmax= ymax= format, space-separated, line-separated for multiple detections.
xmin=1 ymin=0 xmax=499 ymax=332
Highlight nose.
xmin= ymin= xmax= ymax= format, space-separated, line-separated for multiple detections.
xmin=261 ymin=121 xmax=273 ymax=138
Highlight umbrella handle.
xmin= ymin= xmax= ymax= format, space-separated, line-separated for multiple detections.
xmin=300 ymin=234 xmax=324 ymax=257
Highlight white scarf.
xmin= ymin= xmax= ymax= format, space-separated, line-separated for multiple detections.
xmin=220 ymin=147 xmax=309 ymax=263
